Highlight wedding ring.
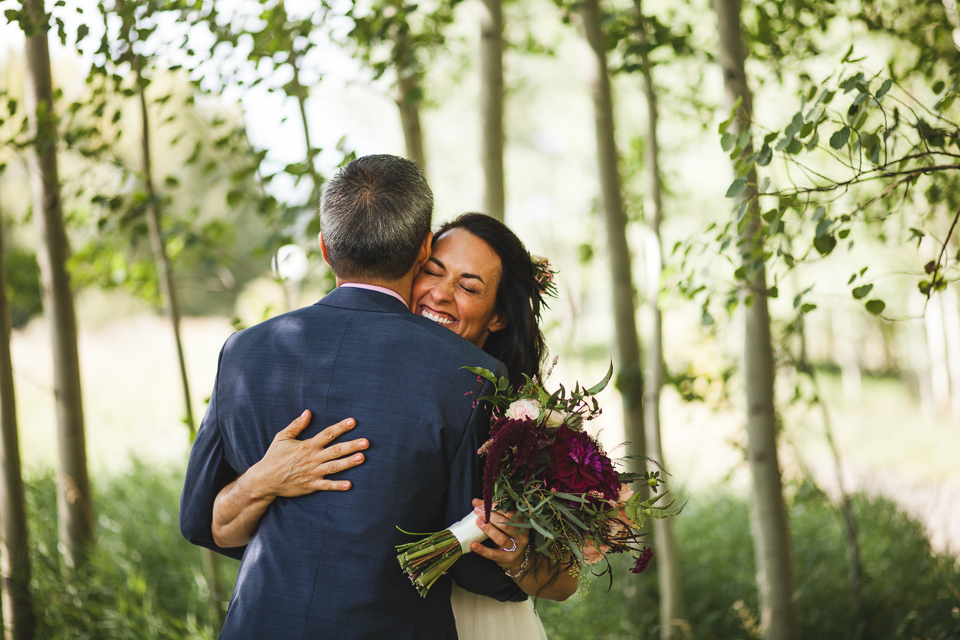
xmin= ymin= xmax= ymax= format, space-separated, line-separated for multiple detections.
xmin=502 ymin=537 xmax=518 ymax=553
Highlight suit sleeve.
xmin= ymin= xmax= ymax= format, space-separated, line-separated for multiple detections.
xmin=446 ymin=372 xmax=527 ymax=602
xmin=179 ymin=345 xmax=245 ymax=561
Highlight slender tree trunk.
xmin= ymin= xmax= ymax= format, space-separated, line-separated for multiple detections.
xmin=21 ymin=0 xmax=94 ymax=570
xmin=136 ymin=79 xmax=226 ymax=630
xmin=391 ymin=28 xmax=428 ymax=171
xmin=287 ymin=51 xmax=322 ymax=204
xmin=633 ymin=5 xmax=683 ymax=637
xmin=940 ymin=286 xmax=960 ymax=416
xmin=579 ymin=0 xmax=645 ymax=466
xmin=812 ymin=380 xmax=868 ymax=638
xmin=713 ymin=0 xmax=797 ymax=638
xmin=479 ymin=0 xmax=505 ymax=221
xmin=137 ymin=85 xmax=195 ymax=439
xmin=0 ymin=197 xmax=36 ymax=640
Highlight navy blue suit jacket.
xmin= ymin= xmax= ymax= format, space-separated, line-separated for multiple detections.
xmin=180 ymin=287 xmax=525 ymax=639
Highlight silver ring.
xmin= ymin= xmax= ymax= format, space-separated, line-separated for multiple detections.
xmin=502 ymin=537 xmax=517 ymax=553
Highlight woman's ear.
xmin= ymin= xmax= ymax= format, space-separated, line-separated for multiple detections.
xmin=487 ymin=313 xmax=507 ymax=334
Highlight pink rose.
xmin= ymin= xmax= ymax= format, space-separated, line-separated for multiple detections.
xmin=506 ymin=399 xmax=541 ymax=421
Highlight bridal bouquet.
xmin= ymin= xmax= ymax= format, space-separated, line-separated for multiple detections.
xmin=396 ymin=362 xmax=683 ymax=597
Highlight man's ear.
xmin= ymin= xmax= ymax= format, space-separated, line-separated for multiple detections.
xmin=318 ymin=232 xmax=331 ymax=267
xmin=416 ymin=232 xmax=434 ymax=271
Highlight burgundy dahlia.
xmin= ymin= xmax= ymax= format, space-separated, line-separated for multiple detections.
xmin=547 ymin=425 xmax=620 ymax=500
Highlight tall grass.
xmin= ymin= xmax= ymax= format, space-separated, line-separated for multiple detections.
xmin=23 ymin=465 xmax=960 ymax=639
xmin=27 ymin=462 xmax=236 ymax=640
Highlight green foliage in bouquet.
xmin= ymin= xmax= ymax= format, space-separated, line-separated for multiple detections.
xmin=398 ymin=362 xmax=684 ymax=598
xmin=465 ymin=362 xmax=684 ymax=578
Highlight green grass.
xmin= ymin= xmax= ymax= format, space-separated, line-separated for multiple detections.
xmin=22 ymin=464 xmax=960 ymax=639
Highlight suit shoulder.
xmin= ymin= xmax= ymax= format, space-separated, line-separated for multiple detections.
xmin=396 ymin=313 xmax=504 ymax=375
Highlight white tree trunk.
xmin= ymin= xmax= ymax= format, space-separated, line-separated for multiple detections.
xmin=633 ymin=4 xmax=683 ymax=636
xmin=479 ymin=0 xmax=505 ymax=221
xmin=22 ymin=0 xmax=95 ymax=570
xmin=0 ymin=196 xmax=36 ymax=640
xmin=579 ymin=0 xmax=646 ymax=468
xmin=713 ymin=0 xmax=797 ymax=637
xmin=939 ymin=286 xmax=960 ymax=416
xmin=137 ymin=77 xmax=225 ymax=630
xmin=925 ymin=293 xmax=951 ymax=413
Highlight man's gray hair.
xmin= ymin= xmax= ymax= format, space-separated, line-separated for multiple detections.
xmin=320 ymin=154 xmax=433 ymax=282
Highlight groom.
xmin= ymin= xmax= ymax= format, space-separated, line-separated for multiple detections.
xmin=180 ymin=154 xmax=525 ymax=639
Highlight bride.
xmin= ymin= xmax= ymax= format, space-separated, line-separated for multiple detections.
xmin=211 ymin=213 xmax=577 ymax=638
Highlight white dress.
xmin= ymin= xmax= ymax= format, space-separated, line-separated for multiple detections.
xmin=450 ymin=582 xmax=548 ymax=640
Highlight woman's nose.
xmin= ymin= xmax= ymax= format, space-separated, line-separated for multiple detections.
xmin=431 ymin=279 xmax=455 ymax=302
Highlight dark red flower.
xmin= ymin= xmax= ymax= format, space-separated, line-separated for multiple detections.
xmin=480 ymin=417 xmax=542 ymax=520
xmin=546 ymin=425 xmax=620 ymax=500
xmin=631 ymin=547 xmax=654 ymax=574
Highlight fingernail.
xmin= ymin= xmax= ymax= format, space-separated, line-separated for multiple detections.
xmin=358 ymin=439 xmax=368 ymax=448
xmin=301 ymin=410 xmax=309 ymax=417
xmin=346 ymin=418 xmax=355 ymax=427
xmin=354 ymin=454 xmax=363 ymax=462
xmin=340 ymin=482 xmax=350 ymax=489
xmin=474 ymin=506 xmax=482 ymax=514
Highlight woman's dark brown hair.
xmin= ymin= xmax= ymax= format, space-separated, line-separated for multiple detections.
xmin=434 ymin=213 xmax=548 ymax=388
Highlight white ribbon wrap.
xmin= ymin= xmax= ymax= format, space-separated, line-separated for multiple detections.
xmin=448 ymin=511 xmax=489 ymax=555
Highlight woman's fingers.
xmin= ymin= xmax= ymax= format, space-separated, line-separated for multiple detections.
xmin=310 ymin=417 xmax=357 ymax=447
xmin=275 ymin=409 xmax=313 ymax=441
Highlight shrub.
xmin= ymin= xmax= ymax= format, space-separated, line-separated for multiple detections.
xmin=538 ymin=487 xmax=960 ymax=640
xmin=27 ymin=462 xmax=237 ymax=640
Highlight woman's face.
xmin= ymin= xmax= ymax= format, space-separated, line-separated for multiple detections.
xmin=411 ymin=227 xmax=506 ymax=349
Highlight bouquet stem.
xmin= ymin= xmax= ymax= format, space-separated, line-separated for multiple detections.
xmin=397 ymin=511 xmax=488 ymax=597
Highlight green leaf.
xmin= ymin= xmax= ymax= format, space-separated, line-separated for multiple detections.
xmin=551 ymin=492 xmax=589 ymax=503
xmin=726 ymin=177 xmax=748 ymax=198
xmin=852 ymin=284 xmax=873 ymax=299
xmin=584 ymin=362 xmax=614 ymax=396
xmin=875 ymin=78 xmax=893 ymax=101
xmin=461 ymin=366 xmax=498 ymax=385
xmin=932 ymin=80 xmax=946 ymax=95
xmin=814 ymin=234 xmax=836 ymax=256
xmin=829 ymin=127 xmax=850 ymax=149
xmin=865 ymin=299 xmax=885 ymax=315
xmin=800 ymin=303 xmax=817 ymax=314
xmin=528 ymin=518 xmax=555 ymax=540
xmin=720 ymin=132 xmax=736 ymax=152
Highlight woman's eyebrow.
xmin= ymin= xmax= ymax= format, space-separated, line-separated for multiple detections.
xmin=429 ymin=257 xmax=484 ymax=284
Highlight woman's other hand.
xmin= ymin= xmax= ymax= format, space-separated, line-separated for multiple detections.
xmin=250 ymin=410 xmax=368 ymax=497
xmin=211 ymin=411 xmax=368 ymax=548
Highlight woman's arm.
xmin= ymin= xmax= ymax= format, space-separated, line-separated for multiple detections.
xmin=211 ymin=410 xmax=369 ymax=548
xmin=468 ymin=500 xmax=579 ymax=602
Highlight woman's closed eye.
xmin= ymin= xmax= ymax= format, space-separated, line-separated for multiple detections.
xmin=459 ymin=282 xmax=480 ymax=294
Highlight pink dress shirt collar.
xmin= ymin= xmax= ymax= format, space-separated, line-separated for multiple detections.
xmin=338 ymin=282 xmax=410 ymax=309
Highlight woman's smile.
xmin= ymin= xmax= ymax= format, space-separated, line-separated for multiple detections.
xmin=418 ymin=304 xmax=455 ymax=326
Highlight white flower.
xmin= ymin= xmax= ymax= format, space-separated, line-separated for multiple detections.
xmin=506 ymin=399 xmax=541 ymax=421
xmin=544 ymin=409 xmax=567 ymax=428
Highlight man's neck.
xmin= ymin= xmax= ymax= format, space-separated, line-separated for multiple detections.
xmin=336 ymin=277 xmax=414 ymax=308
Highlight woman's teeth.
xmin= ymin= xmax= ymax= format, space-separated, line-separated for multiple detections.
xmin=422 ymin=309 xmax=454 ymax=325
